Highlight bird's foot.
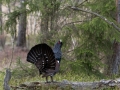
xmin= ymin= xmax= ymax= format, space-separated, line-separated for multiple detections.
xmin=51 ymin=81 xmax=59 ymax=83
xmin=45 ymin=81 xmax=57 ymax=83
xmin=45 ymin=81 xmax=51 ymax=83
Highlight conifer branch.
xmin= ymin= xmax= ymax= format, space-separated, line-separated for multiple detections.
xmin=70 ymin=6 xmax=120 ymax=32
xmin=61 ymin=20 xmax=85 ymax=29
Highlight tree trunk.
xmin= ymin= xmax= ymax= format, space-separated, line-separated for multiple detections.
xmin=111 ymin=0 xmax=120 ymax=74
xmin=3 ymin=69 xmax=11 ymax=90
xmin=0 ymin=0 xmax=2 ymax=35
xmin=16 ymin=0 xmax=26 ymax=48
xmin=112 ymin=41 xmax=120 ymax=74
xmin=40 ymin=15 xmax=49 ymax=42
xmin=50 ymin=1 xmax=59 ymax=31
xmin=40 ymin=0 xmax=60 ymax=42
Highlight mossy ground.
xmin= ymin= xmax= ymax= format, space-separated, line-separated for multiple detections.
xmin=0 ymin=59 xmax=110 ymax=90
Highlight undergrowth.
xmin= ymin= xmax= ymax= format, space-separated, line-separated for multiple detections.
xmin=0 ymin=58 xmax=117 ymax=90
xmin=0 ymin=71 xmax=5 ymax=89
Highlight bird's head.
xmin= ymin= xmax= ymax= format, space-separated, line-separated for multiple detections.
xmin=58 ymin=39 xmax=63 ymax=48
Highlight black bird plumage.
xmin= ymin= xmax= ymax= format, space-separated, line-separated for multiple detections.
xmin=27 ymin=40 xmax=62 ymax=82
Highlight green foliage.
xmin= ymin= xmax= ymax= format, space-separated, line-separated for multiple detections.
xmin=27 ymin=0 xmax=40 ymax=12
xmin=27 ymin=0 xmax=61 ymax=15
xmin=0 ymin=71 xmax=5 ymax=90
xmin=11 ymin=57 xmax=38 ymax=79
xmin=7 ymin=58 xmax=116 ymax=90
xmin=55 ymin=0 xmax=120 ymax=77
xmin=9 ymin=58 xmax=105 ymax=87
xmin=5 ymin=10 xmax=19 ymax=35
xmin=79 ymin=17 xmax=115 ymax=54
xmin=10 ymin=58 xmax=40 ymax=87
xmin=2 ymin=1 xmax=120 ymax=89
xmin=66 ymin=0 xmax=120 ymax=75
xmin=5 ymin=0 xmax=27 ymax=36
xmin=87 ymin=0 xmax=116 ymax=17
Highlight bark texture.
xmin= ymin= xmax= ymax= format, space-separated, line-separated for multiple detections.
xmin=0 ymin=0 xmax=2 ymax=35
xmin=3 ymin=69 xmax=11 ymax=90
xmin=16 ymin=0 xmax=26 ymax=47
xmin=111 ymin=0 xmax=120 ymax=74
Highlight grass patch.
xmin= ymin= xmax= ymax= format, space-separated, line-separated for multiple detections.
xmin=0 ymin=71 xmax=5 ymax=90
xmin=0 ymin=59 xmax=111 ymax=90
xmin=10 ymin=59 xmax=106 ymax=83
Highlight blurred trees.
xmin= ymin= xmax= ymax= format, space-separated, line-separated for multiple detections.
xmin=39 ymin=0 xmax=61 ymax=42
xmin=2 ymin=0 xmax=120 ymax=76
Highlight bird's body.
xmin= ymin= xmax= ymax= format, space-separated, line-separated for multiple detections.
xmin=27 ymin=40 xmax=62 ymax=82
xmin=53 ymin=42 xmax=62 ymax=58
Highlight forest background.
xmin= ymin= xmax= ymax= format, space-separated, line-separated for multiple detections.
xmin=0 ymin=0 xmax=120 ymax=89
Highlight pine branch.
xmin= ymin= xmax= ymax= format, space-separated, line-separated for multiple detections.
xmin=70 ymin=6 xmax=120 ymax=32
xmin=61 ymin=20 xmax=86 ymax=29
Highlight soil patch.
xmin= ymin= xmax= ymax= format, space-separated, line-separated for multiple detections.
xmin=0 ymin=45 xmax=28 ymax=71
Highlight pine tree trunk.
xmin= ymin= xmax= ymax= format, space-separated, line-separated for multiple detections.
xmin=40 ymin=16 xmax=49 ymax=42
xmin=112 ymin=41 xmax=120 ymax=74
xmin=111 ymin=0 xmax=120 ymax=74
xmin=40 ymin=0 xmax=60 ymax=42
xmin=16 ymin=0 xmax=26 ymax=48
xmin=0 ymin=0 xmax=2 ymax=35
xmin=50 ymin=1 xmax=59 ymax=31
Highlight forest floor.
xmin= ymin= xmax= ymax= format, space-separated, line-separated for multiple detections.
xmin=0 ymin=45 xmax=28 ymax=71
xmin=1 ymin=46 xmax=120 ymax=90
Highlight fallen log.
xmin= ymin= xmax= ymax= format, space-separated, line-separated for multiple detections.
xmin=11 ymin=79 xmax=120 ymax=90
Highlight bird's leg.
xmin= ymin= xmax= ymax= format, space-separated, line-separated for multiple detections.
xmin=46 ymin=76 xmax=48 ymax=83
xmin=50 ymin=76 xmax=53 ymax=82
xmin=55 ymin=60 xmax=60 ymax=73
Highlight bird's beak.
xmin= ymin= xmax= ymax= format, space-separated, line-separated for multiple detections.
xmin=60 ymin=39 xmax=62 ymax=42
